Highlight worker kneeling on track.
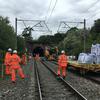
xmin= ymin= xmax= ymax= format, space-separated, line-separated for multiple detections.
xmin=10 ymin=50 xmax=25 ymax=83
xmin=57 ymin=50 xmax=68 ymax=79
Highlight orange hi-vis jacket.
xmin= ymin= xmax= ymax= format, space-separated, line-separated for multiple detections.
xmin=22 ymin=54 xmax=27 ymax=64
xmin=10 ymin=54 xmax=21 ymax=69
xmin=58 ymin=54 xmax=67 ymax=67
xmin=4 ymin=52 xmax=12 ymax=65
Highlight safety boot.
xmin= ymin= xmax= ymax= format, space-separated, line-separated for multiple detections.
xmin=62 ymin=76 xmax=65 ymax=79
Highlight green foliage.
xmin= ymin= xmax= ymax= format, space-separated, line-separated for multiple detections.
xmin=17 ymin=35 xmax=26 ymax=55
xmin=0 ymin=49 xmax=6 ymax=63
xmin=91 ymin=19 xmax=100 ymax=33
xmin=0 ymin=16 xmax=17 ymax=63
xmin=58 ymin=27 xmax=83 ymax=56
xmin=59 ymin=28 xmax=92 ymax=56
xmin=38 ymin=33 xmax=66 ymax=46
xmin=58 ymin=19 xmax=100 ymax=57
xmin=0 ymin=16 xmax=16 ymax=50
xmin=89 ymin=19 xmax=100 ymax=43
xmin=22 ymin=27 xmax=33 ymax=41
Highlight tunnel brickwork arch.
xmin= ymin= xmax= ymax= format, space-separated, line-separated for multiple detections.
xmin=26 ymin=41 xmax=47 ymax=57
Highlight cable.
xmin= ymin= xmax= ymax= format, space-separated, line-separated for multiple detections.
xmin=82 ymin=0 xmax=100 ymax=19
xmin=22 ymin=21 xmax=27 ymax=28
xmin=46 ymin=0 xmax=58 ymax=23
xmin=86 ymin=10 xmax=100 ymax=20
xmin=84 ymin=0 xmax=100 ymax=12
xmin=45 ymin=0 xmax=53 ymax=21
xmin=80 ymin=0 xmax=100 ymax=25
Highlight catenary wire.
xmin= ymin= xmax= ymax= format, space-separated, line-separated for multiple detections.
xmin=45 ymin=0 xmax=53 ymax=21
xmin=46 ymin=0 xmax=58 ymax=23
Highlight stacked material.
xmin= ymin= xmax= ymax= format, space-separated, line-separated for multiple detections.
xmin=96 ymin=55 xmax=100 ymax=64
xmin=78 ymin=44 xmax=100 ymax=64
xmin=78 ymin=53 xmax=86 ymax=63
xmin=78 ymin=53 xmax=96 ymax=64
xmin=91 ymin=44 xmax=100 ymax=55
xmin=91 ymin=44 xmax=100 ymax=64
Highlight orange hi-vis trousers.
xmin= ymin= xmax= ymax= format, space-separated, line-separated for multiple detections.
xmin=4 ymin=52 xmax=12 ymax=75
xmin=57 ymin=66 xmax=66 ymax=77
xmin=11 ymin=66 xmax=24 ymax=82
xmin=5 ymin=65 xmax=11 ymax=75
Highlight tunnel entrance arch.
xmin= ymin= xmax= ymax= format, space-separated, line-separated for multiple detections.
xmin=33 ymin=46 xmax=44 ymax=57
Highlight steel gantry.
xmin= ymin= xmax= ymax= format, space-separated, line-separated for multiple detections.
xmin=15 ymin=18 xmax=52 ymax=49
xmin=57 ymin=19 xmax=86 ymax=52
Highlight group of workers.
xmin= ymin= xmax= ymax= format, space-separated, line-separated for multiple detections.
xmin=35 ymin=49 xmax=68 ymax=79
xmin=4 ymin=47 xmax=68 ymax=83
xmin=4 ymin=48 xmax=25 ymax=83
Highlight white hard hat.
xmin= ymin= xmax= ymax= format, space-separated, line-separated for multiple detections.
xmin=61 ymin=50 xmax=65 ymax=54
xmin=8 ymin=48 xmax=12 ymax=52
xmin=13 ymin=50 xmax=17 ymax=53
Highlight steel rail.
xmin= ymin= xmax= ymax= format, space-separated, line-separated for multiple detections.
xmin=41 ymin=61 xmax=87 ymax=100
xmin=84 ymin=76 xmax=100 ymax=85
xmin=51 ymin=60 xmax=100 ymax=85
xmin=34 ymin=61 xmax=43 ymax=100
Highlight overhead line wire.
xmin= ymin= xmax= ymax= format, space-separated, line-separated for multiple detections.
xmin=45 ymin=0 xmax=53 ymax=21
xmin=86 ymin=10 xmax=100 ymax=20
xmin=46 ymin=0 xmax=58 ymax=23
xmin=84 ymin=0 xmax=100 ymax=21
xmin=85 ymin=0 xmax=100 ymax=11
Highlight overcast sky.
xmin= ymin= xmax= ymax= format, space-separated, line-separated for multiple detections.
xmin=0 ymin=0 xmax=100 ymax=39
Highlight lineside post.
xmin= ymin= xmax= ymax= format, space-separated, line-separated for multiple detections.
xmin=15 ymin=18 xmax=17 ymax=49
xmin=1 ymin=64 xmax=4 ymax=78
xmin=83 ymin=19 xmax=86 ymax=53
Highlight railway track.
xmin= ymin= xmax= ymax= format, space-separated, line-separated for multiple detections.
xmin=50 ymin=60 xmax=100 ymax=85
xmin=85 ymin=75 xmax=100 ymax=85
xmin=45 ymin=60 xmax=100 ymax=99
xmin=34 ymin=60 xmax=87 ymax=100
xmin=0 ymin=60 xmax=36 ymax=100
xmin=34 ymin=61 xmax=43 ymax=100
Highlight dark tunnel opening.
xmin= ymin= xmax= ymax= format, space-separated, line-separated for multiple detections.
xmin=32 ymin=46 xmax=44 ymax=57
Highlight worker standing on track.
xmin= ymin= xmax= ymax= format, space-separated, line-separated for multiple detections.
xmin=4 ymin=48 xmax=12 ymax=75
xmin=44 ymin=49 xmax=49 ymax=60
xmin=10 ymin=50 xmax=25 ymax=83
xmin=21 ymin=53 xmax=27 ymax=65
xmin=35 ymin=53 xmax=40 ymax=61
xmin=57 ymin=50 xmax=68 ymax=79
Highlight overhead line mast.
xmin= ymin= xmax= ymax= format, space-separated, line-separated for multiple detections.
xmin=15 ymin=18 xmax=52 ymax=49
xmin=57 ymin=19 xmax=86 ymax=52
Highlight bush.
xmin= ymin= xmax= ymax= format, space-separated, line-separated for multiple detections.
xmin=0 ymin=49 xmax=6 ymax=64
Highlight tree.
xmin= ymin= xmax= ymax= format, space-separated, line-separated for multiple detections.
xmin=22 ymin=27 xmax=33 ymax=41
xmin=91 ymin=19 xmax=100 ymax=33
xmin=17 ymin=35 xmax=26 ymax=55
xmin=0 ymin=16 xmax=16 ymax=50
xmin=90 ymin=19 xmax=100 ymax=43
xmin=58 ymin=27 xmax=86 ymax=56
xmin=38 ymin=33 xmax=66 ymax=46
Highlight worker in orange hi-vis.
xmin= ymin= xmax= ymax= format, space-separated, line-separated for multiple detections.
xmin=10 ymin=50 xmax=25 ymax=83
xmin=4 ymin=48 xmax=12 ymax=75
xmin=35 ymin=53 xmax=40 ymax=61
xmin=57 ymin=50 xmax=68 ymax=79
xmin=21 ymin=53 xmax=27 ymax=65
